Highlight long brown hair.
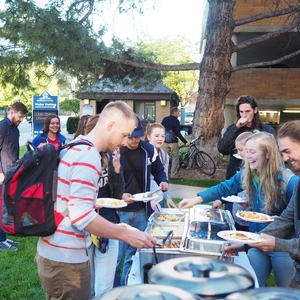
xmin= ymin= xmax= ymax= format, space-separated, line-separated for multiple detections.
xmin=235 ymin=95 xmax=261 ymax=129
xmin=42 ymin=114 xmax=61 ymax=133
xmin=242 ymin=132 xmax=284 ymax=213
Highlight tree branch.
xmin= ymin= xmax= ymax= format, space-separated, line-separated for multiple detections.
xmin=232 ymin=17 xmax=300 ymax=52
xmin=232 ymin=49 xmax=300 ymax=72
xmin=235 ymin=4 xmax=300 ymax=27
xmin=103 ymin=57 xmax=201 ymax=71
xmin=79 ymin=0 xmax=95 ymax=24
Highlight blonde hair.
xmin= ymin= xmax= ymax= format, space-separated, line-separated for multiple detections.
xmin=144 ymin=123 xmax=165 ymax=142
xmin=235 ymin=130 xmax=259 ymax=145
xmin=242 ymin=132 xmax=284 ymax=213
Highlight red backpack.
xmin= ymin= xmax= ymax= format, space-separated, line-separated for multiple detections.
xmin=0 ymin=140 xmax=92 ymax=237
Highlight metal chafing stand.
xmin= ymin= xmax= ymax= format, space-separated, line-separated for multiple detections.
xmin=139 ymin=206 xmax=236 ymax=275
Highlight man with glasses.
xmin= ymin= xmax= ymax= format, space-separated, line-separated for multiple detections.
xmin=114 ymin=116 xmax=169 ymax=286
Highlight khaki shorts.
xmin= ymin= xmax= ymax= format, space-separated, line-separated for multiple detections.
xmin=35 ymin=252 xmax=91 ymax=300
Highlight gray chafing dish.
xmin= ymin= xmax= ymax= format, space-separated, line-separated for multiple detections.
xmin=139 ymin=206 xmax=235 ymax=274
xmin=180 ymin=206 xmax=235 ymax=256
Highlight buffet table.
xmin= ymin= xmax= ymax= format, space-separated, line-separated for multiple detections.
xmin=127 ymin=206 xmax=259 ymax=288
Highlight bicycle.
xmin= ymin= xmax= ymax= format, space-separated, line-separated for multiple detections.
xmin=178 ymin=135 xmax=216 ymax=176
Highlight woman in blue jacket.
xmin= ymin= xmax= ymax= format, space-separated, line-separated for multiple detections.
xmin=179 ymin=131 xmax=298 ymax=287
xmin=32 ymin=114 xmax=66 ymax=148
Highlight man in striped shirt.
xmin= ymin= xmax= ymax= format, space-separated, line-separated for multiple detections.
xmin=35 ymin=101 xmax=157 ymax=300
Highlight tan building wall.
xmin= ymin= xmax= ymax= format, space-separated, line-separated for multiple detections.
xmin=228 ymin=69 xmax=300 ymax=99
xmin=234 ymin=0 xmax=292 ymax=27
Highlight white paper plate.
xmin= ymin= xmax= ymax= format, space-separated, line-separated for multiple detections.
xmin=235 ymin=211 xmax=273 ymax=223
xmin=222 ymin=195 xmax=246 ymax=203
xmin=233 ymin=154 xmax=242 ymax=160
xmin=96 ymin=198 xmax=127 ymax=208
xmin=217 ymin=230 xmax=265 ymax=244
xmin=130 ymin=191 xmax=163 ymax=202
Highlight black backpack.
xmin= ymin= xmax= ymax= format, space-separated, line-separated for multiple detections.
xmin=0 ymin=139 xmax=93 ymax=237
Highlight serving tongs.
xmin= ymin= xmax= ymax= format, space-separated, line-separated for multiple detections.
xmin=143 ymin=189 xmax=161 ymax=198
xmin=156 ymin=230 xmax=174 ymax=248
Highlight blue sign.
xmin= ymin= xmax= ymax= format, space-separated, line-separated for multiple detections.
xmin=32 ymin=91 xmax=59 ymax=136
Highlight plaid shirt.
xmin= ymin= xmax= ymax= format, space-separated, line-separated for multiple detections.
xmin=0 ymin=117 xmax=20 ymax=174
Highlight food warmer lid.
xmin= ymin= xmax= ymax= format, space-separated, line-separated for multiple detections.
xmin=225 ymin=287 xmax=300 ymax=300
xmin=148 ymin=257 xmax=254 ymax=297
xmin=98 ymin=284 xmax=202 ymax=300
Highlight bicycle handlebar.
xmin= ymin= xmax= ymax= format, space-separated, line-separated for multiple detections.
xmin=190 ymin=135 xmax=202 ymax=144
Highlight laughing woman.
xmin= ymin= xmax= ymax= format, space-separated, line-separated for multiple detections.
xmin=179 ymin=132 xmax=299 ymax=287
xmin=32 ymin=114 xmax=66 ymax=148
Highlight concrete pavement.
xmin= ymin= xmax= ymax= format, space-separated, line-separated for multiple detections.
xmin=169 ymin=183 xmax=207 ymax=199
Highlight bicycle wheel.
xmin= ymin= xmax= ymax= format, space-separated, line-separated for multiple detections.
xmin=195 ymin=151 xmax=216 ymax=175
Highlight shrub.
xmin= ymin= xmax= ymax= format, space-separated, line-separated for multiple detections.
xmin=66 ymin=116 xmax=79 ymax=134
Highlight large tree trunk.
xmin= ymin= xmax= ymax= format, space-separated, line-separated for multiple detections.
xmin=192 ymin=0 xmax=236 ymax=167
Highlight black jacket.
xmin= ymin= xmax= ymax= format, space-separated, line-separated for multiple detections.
xmin=161 ymin=115 xmax=188 ymax=144
xmin=217 ymin=122 xmax=275 ymax=179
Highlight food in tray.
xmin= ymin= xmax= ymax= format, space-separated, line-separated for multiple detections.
xmin=160 ymin=240 xmax=181 ymax=249
xmin=151 ymin=225 xmax=184 ymax=236
xmin=155 ymin=214 xmax=185 ymax=222
xmin=237 ymin=210 xmax=269 ymax=220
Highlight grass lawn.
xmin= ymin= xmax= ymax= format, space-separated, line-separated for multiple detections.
xmin=0 ymin=147 xmax=275 ymax=299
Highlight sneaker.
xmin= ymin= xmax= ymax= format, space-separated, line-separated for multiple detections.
xmin=6 ymin=238 xmax=19 ymax=245
xmin=0 ymin=241 xmax=18 ymax=251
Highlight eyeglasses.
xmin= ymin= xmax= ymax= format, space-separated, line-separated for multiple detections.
xmin=98 ymin=237 xmax=109 ymax=254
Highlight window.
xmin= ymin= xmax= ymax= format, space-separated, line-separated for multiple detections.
xmin=135 ymin=101 xmax=156 ymax=122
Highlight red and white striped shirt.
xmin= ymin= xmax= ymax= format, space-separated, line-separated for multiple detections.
xmin=37 ymin=137 xmax=101 ymax=263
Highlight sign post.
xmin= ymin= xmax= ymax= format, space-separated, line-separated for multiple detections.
xmin=32 ymin=91 xmax=58 ymax=136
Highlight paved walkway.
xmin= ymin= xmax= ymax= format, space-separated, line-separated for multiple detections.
xmin=169 ymin=183 xmax=207 ymax=199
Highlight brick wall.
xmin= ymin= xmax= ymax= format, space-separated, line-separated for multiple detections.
xmin=234 ymin=0 xmax=293 ymax=27
xmin=228 ymin=69 xmax=300 ymax=99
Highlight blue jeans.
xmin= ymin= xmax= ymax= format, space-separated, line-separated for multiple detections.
xmin=0 ymin=227 xmax=6 ymax=242
xmin=248 ymin=248 xmax=295 ymax=287
xmin=114 ymin=210 xmax=148 ymax=286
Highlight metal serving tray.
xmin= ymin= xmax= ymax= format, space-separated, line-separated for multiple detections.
xmin=150 ymin=212 xmax=186 ymax=223
xmin=189 ymin=207 xmax=233 ymax=224
xmin=145 ymin=223 xmax=185 ymax=239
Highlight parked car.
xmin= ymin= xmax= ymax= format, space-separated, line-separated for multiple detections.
xmin=184 ymin=112 xmax=194 ymax=124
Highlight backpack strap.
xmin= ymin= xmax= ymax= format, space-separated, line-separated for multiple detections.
xmin=280 ymin=168 xmax=295 ymax=205
xmin=41 ymin=132 xmax=46 ymax=143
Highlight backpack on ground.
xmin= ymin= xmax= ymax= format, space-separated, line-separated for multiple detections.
xmin=0 ymin=139 xmax=93 ymax=237
xmin=165 ymin=130 xmax=174 ymax=143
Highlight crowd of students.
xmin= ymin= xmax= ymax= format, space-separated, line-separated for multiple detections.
xmin=3 ymin=96 xmax=300 ymax=298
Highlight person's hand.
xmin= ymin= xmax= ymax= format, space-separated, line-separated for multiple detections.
xmin=236 ymin=117 xmax=250 ymax=128
xmin=166 ymin=198 xmax=177 ymax=208
xmin=112 ymin=147 xmax=121 ymax=173
xmin=150 ymin=199 xmax=159 ymax=211
xmin=185 ymin=142 xmax=190 ymax=147
xmin=178 ymin=196 xmax=202 ymax=209
xmin=125 ymin=230 xmax=157 ymax=249
xmin=159 ymin=181 xmax=169 ymax=191
xmin=239 ymin=198 xmax=248 ymax=208
xmin=0 ymin=172 xmax=4 ymax=184
xmin=250 ymin=233 xmax=276 ymax=251
xmin=212 ymin=199 xmax=222 ymax=209
xmin=122 ymin=193 xmax=135 ymax=205
xmin=38 ymin=142 xmax=47 ymax=148
xmin=223 ymin=241 xmax=246 ymax=256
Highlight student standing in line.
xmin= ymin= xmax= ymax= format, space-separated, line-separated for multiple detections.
xmin=114 ymin=116 xmax=169 ymax=287
xmin=144 ymin=123 xmax=177 ymax=208
xmin=0 ymin=101 xmax=28 ymax=251
xmin=179 ymin=132 xmax=298 ymax=287
xmin=32 ymin=114 xmax=66 ymax=148
xmin=34 ymin=102 xmax=157 ymax=300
